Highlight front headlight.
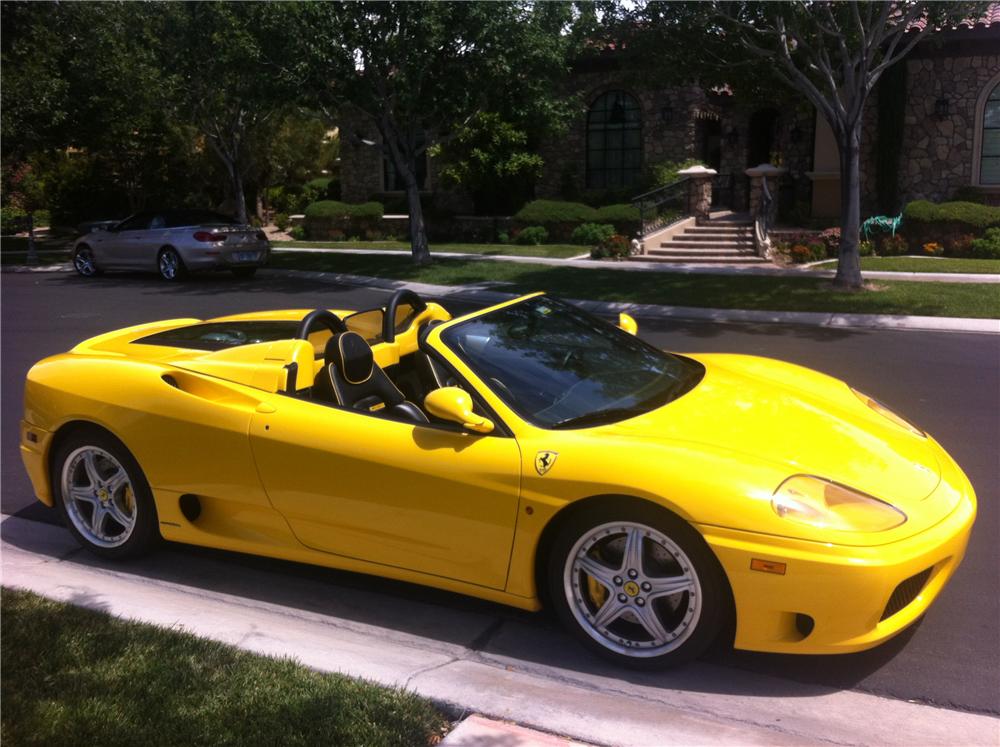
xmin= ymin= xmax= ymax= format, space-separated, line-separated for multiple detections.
xmin=851 ymin=387 xmax=925 ymax=437
xmin=772 ymin=475 xmax=907 ymax=532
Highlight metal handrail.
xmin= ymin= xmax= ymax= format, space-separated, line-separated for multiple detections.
xmin=753 ymin=175 xmax=773 ymax=257
xmin=631 ymin=178 xmax=690 ymax=237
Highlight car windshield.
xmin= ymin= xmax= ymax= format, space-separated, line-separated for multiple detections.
xmin=440 ymin=296 xmax=703 ymax=429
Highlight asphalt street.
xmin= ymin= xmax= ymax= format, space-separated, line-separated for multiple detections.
xmin=2 ymin=268 xmax=998 ymax=716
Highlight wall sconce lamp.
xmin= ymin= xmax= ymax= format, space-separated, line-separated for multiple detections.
xmin=934 ymin=98 xmax=949 ymax=120
xmin=725 ymin=128 xmax=739 ymax=146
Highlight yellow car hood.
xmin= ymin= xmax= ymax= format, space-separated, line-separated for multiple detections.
xmin=605 ymin=353 xmax=943 ymax=511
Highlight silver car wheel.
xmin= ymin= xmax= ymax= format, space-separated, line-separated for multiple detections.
xmin=564 ymin=521 xmax=702 ymax=658
xmin=60 ymin=446 xmax=137 ymax=549
xmin=73 ymin=247 xmax=97 ymax=277
xmin=158 ymin=249 xmax=180 ymax=280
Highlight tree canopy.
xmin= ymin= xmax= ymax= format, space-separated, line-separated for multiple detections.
xmin=289 ymin=0 xmax=576 ymax=262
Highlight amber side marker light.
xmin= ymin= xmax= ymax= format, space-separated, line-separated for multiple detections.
xmin=751 ymin=558 xmax=787 ymax=575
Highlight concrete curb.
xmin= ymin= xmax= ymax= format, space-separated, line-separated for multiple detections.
xmin=270 ymin=267 xmax=1000 ymax=335
xmin=270 ymin=246 xmax=1000 ymax=283
xmin=442 ymin=715 xmax=594 ymax=746
xmin=4 ymin=515 xmax=998 ymax=747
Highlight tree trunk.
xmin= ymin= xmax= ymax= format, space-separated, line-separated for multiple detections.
xmin=405 ymin=178 xmax=431 ymax=265
xmin=26 ymin=212 xmax=38 ymax=265
xmin=231 ymin=167 xmax=249 ymax=225
xmin=834 ymin=124 xmax=863 ymax=289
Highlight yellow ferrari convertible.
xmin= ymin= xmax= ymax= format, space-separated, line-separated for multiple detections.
xmin=19 ymin=291 xmax=976 ymax=668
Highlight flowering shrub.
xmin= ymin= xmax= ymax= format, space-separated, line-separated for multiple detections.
xmin=859 ymin=239 xmax=875 ymax=256
xmin=947 ymin=233 xmax=975 ymax=257
xmin=922 ymin=242 xmax=944 ymax=256
xmin=820 ymin=227 xmax=840 ymax=257
xmin=592 ymin=234 xmax=630 ymax=259
xmin=879 ymin=234 xmax=909 ymax=256
xmin=789 ymin=244 xmax=813 ymax=263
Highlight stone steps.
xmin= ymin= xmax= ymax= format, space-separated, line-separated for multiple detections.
xmin=661 ymin=240 xmax=752 ymax=250
xmin=640 ymin=215 xmax=763 ymax=264
xmin=630 ymin=254 xmax=767 ymax=264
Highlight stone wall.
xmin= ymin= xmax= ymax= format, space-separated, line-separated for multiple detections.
xmin=535 ymin=71 xmax=712 ymax=199
xmin=861 ymin=51 xmax=1000 ymax=212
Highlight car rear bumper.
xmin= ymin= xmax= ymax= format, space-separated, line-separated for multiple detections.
xmin=179 ymin=245 xmax=269 ymax=269
xmin=698 ymin=457 xmax=977 ymax=655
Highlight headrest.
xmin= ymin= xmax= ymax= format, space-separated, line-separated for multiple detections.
xmin=326 ymin=331 xmax=374 ymax=385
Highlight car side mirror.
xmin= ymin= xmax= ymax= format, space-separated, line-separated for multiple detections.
xmin=424 ymin=387 xmax=494 ymax=434
xmin=618 ymin=312 xmax=638 ymax=335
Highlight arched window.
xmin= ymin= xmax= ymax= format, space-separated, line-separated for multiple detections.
xmin=586 ymin=91 xmax=642 ymax=189
xmin=980 ymin=82 xmax=1000 ymax=185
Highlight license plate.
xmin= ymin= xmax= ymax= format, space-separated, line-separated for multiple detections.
xmin=235 ymin=251 xmax=258 ymax=262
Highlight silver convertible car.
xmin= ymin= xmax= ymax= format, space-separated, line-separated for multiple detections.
xmin=72 ymin=209 xmax=270 ymax=281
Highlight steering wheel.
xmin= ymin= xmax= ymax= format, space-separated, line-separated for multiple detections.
xmin=295 ymin=309 xmax=348 ymax=340
xmin=383 ymin=288 xmax=427 ymax=344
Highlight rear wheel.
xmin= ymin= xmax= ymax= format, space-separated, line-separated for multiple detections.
xmin=157 ymin=247 xmax=186 ymax=281
xmin=73 ymin=245 xmax=101 ymax=277
xmin=548 ymin=501 xmax=730 ymax=669
xmin=231 ymin=266 xmax=257 ymax=278
xmin=51 ymin=429 xmax=159 ymax=559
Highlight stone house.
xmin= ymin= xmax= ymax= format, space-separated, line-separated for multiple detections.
xmin=339 ymin=10 xmax=1000 ymax=220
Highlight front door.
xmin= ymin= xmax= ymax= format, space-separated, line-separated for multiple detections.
xmin=249 ymin=396 xmax=522 ymax=590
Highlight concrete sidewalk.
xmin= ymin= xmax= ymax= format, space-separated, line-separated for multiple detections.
xmin=268 ymin=267 xmax=1000 ymax=334
xmin=271 ymin=245 xmax=1000 ymax=284
xmin=4 ymin=515 xmax=997 ymax=747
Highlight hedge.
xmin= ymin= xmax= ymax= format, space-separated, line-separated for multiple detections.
xmin=304 ymin=201 xmax=384 ymax=220
xmin=901 ymin=200 xmax=1000 ymax=256
xmin=513 ymin=200 xmax=639 ymax=241
xmin=903 ymin=200 xmax=1000 ymax=229
xmin=514 ymin=200 xmax=598 ymax=223
xmin=595 ymin=203 xmax=640 ymax=223
xmin=304 ymin=201 xmax=385 ymax=240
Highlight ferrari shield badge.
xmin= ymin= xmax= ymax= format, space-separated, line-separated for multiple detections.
xmin=535 ymin=450 xmax=558 ymax=476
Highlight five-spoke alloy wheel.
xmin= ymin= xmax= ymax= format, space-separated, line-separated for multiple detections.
xmin=52 ymin=429 xmax=158 ymax=558
xmin=157 ymin=247 xmax=186 ymax=281
xmin=549 ymin=502 xmax=730 ymax=668
xmin=73 ymin=245 xmax=100 ymax=277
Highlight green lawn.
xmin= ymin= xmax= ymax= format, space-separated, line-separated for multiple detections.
xmin=272 ymin=239 xmax=584 ymax=258
xmin=1 ymin=588 xmax=448 ymax=747
xmin=810 ymin=256 xmax=1000 ymax=274
xmin=269 ymin=252 xmax=1000 ymax=319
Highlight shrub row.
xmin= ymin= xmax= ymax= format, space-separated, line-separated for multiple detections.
xmin=303 ymin=200 xmax=385 ymax=240
xmin=512 ymin=200 xmax=640 ymax=241
xmin=900 ymin=200 xmax=1000 ymax=253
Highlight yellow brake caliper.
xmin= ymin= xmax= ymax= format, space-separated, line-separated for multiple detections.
xmin=587 ymin=574 xmax=608 ymax=608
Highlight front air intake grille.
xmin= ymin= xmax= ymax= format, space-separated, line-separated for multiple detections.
xmin=880 ymin=567 xmax=933 ymax=621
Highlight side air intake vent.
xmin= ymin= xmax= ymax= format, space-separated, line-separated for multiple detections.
xmin=880 ymin=567 xmax=933 ymax=621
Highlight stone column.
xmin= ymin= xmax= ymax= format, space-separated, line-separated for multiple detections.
xmin=678 ymin=165 xmax=717 ymax=222
xmin=745 ymin=163 xmax=786 ymax=222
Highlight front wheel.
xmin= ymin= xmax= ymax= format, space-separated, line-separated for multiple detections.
xmin=73 ymin=245 xmax=101 ymax=277
xmin=51 ymin=429 xmax=159 ymax=559
xmin=157 ymin=247 xmax=186 ymax=281
xmin=547 ymin=501 xmax=730 ymax=669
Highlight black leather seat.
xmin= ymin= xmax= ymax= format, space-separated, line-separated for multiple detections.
xmin=316 ymin=331 xmax=428 ymax=424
